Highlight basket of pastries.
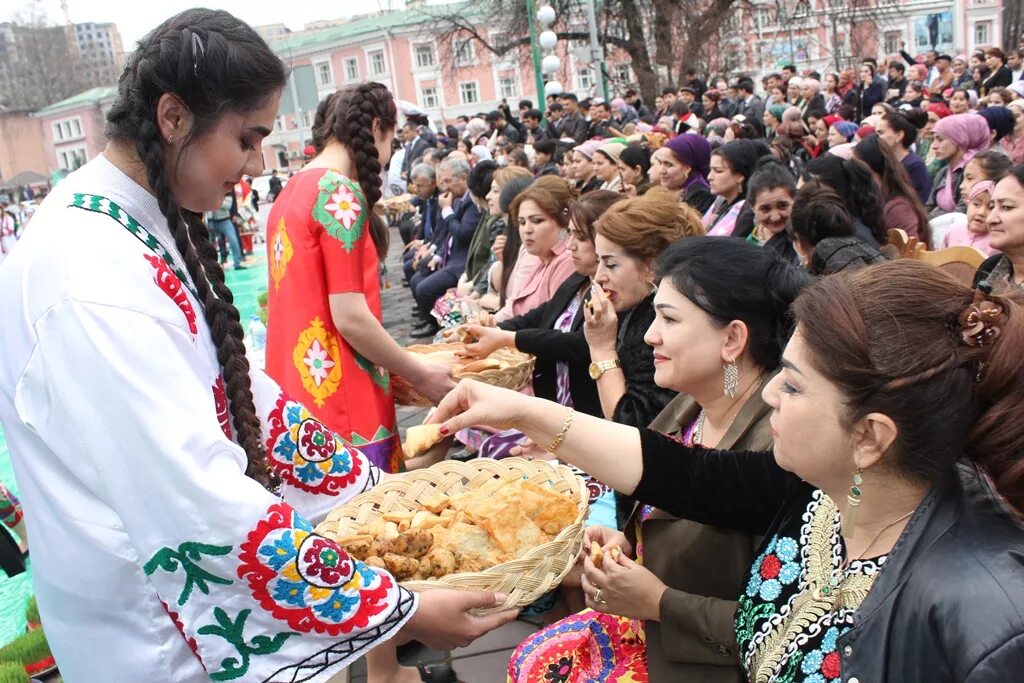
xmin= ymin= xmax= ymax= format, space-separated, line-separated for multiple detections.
xmin=315 ymin=456 xmax=588 ymax=615
xmin=381 ymin=193 xmax=416 ymax=216
xmin=392 ymin=342 xmax=535 ymax=407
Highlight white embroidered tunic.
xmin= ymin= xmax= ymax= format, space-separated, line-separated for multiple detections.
xmin=0 ymin=156 xmax=416 ymax=682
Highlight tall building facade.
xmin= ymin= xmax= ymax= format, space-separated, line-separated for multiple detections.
xmin=70 ymin=22 xmax=125 ymax=90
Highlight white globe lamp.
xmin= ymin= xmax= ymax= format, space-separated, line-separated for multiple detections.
xmin=544 ymin=80 xmax=564 ymax=97
xmin=538 ymin=5 xmax=556 ymax=27
xmin=539 ymin=30 xmax=558 ymax=51
xmin=541 ymin=54 xmax=561 ymax=75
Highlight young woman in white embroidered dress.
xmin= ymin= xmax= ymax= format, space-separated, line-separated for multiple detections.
xmin=0 ymin=10 xmax=514 ymax=682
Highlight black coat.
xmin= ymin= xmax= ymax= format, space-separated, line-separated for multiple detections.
xmin=633 ymin=430 xmax=1024 ymax=683
xmin=498 ymin=272 xmax=600 ymax=417
xmin=438 ymin=193 xmax=482 ymax=277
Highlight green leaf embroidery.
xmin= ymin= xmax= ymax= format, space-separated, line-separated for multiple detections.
xmin=197 ymin=607 xmax=296 ymax=681
xmin=312 ymin=171 xmax=367 ymax=252
xmin=734 ymin=594 xmax=778 ymax=646
xmin=143 ymin=542 xmax=234 ymax=606
xmin=354 ymin=352 xmax=390 ymax=390
xmin=775 ymin=650 xmax=804 ymax=683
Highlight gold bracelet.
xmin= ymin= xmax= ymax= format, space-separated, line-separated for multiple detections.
xmin=546 ymin=409 xmax=575 ymax=453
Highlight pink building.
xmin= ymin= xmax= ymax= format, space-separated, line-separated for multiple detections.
xmin=0 ymin=111 xmax=48 ymax=183
xmin=33 ymin=86 xmax=117 ymax=174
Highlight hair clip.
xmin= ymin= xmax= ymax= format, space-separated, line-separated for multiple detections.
xmin=958 ymin=280 xmax=1006 ymax=347
xmin=191 ymin=32 xmax=206 ymax=77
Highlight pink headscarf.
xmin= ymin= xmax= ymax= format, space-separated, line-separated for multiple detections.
xmin=803 ymin=78 xmax=821 ymax=94
xmin=933 ymin=114 xmax=991 ymax=212
xmin=911 ymin=64 xmax=929 ymax=82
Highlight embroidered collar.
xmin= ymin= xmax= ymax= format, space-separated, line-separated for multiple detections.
xmin=69 ymin=193 xmax=200 ymax=301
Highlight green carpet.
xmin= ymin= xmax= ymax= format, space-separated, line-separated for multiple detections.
xmin=0 ymin=257 xmax=269 ymax=647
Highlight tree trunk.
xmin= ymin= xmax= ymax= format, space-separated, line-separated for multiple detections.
xmin=620 ymin=0 xmax=661 ymax=103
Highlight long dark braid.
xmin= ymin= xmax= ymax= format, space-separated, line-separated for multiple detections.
xmin=105 ymin=9 xmax=287 ymax=491
xmin=323 ymin=83 xmax=397 ymax=259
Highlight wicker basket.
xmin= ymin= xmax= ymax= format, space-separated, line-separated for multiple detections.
xmin=315 ymin=458 xmax=588 ymax=615
xmin=392 ymin=343 xmax=535 ymax=407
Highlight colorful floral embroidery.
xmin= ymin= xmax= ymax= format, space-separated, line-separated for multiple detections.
xmin=265 ymin=394 xmax=364 ymax=495
xmin=312 ymin=172 xmax=366 ymax=252
xmin=238 ymin=502 xmax=394 ymax=635
xmin=213 ymin=377 xmax=232 ymax=440
xmin=292 ymin=317 xmax=342 ymax=407
xmin=144 ymin=253 xmax=198 ymax=336
xmin=270 ymin=217 xmax=293 ymax=291
xmin=0 ymin=482 xmax=22 ymax=529
xmin=144 ymin=542 xmax=234 ymax=606
xmin=197 ymin=606 xmax=296 ymax=681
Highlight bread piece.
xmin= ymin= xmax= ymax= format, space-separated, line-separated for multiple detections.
xmin=383 ymin=553 xmax=420 ymax=580
xmin=341 ymin=539 xmax=372 ymax=561
xmin=402 ymin=424 xmax=445 ymax=460
xmin=423 ymin=547 xmax=457 ymax=577
xmin=454 ymin=358 xmax=501 ymax=376
xmin=365 ymin=556 xmax=386 ymax=570
xmin=391 ymin=529 xmax=434 ymax=558
xmin=589 ymin=541 xmax=603 ymax=565
xmin=368 ymin=538 xmax=393 ymax=559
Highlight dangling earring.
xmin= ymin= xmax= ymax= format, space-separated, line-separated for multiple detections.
xmin=723 ymin=360 xmax=739 ymax=398
xmin=842 ymin=468 xmax=863 ymax=539
xmin=166 ymin=134 xmax=174 ymax=145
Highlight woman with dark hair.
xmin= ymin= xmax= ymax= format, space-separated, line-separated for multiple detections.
xmin=853 ymin=134 xmax=931 ymax=246
xmin=743 ymin=158 xmax=799 ymax=264
xmin=980 ymin=47 xmax=1013 ymax=96
xmin=976 ymin=164 xmax=1024 ymax=287
xmin=437 ymin=260 xmax=1024 ymax=683
xmin=979 ymin=106 xmax=1015 ymax=147
xmin=653 ymin=134 xmax=715 ymax=213
xmin=0 ymin=10 xmax=517 ymax=681
xmin=701 ymin=89 xmax=726 ymax=121
xmin=949 ymin=87 xmax=976 ymax=115
xmin=805 ymin=154 xmax=887 ymax=246
xmin=267 ymin=82 xmax=454 ymax=468
xmin=507 ymin=237 xmax=810 ymax=683
xmin=926 ymin=113 xmax=991 ymax=216
xmin=704 ymin=139 xmax=771 ymax=237
xmin=617 ymin=143 xmax=652 ymax=196
xmin=854 ymin=62 xmax=885 ymax=120
xmin=877 ymin=109 xmax=932 ymax=203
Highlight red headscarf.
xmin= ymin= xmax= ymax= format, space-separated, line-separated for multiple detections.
xmin=927 ymin=102 xmax=953 ymax=119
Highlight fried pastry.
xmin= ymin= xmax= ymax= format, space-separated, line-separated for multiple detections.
xmin=402 ymin=424 xmax=445 ymax=460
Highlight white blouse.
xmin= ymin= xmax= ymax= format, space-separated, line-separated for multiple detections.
xmin=0 ymin=155 xmax=416 ymax=682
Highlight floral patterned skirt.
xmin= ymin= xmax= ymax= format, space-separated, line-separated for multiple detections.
xmin=0 ymin=482 xmax=22 ymax=530
xmin=508 ymin=609 xmax=648 ymax=683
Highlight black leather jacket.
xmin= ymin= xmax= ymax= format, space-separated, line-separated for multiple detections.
xmin=633 ymin=431 xmax=1024 ymax=682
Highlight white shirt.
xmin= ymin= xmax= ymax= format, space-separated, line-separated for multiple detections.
xmin=0 ymin=155 xmax=415 ymax=682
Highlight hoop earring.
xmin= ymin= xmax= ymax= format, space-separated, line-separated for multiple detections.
xmin=842 ymin=468 xmax=863 ymax=539
xmin=723 ymin=360 xmax=739 ymax=398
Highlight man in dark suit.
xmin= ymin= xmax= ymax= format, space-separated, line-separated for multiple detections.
xmin=400 ymin=122 xmax=431 ymax=181
xmin=557 ymin=93 xmax=589 ymax=143
xmin=410 ymin=157 xmax=481 ymax=337
xmin=485 ymin=110 xmax=521 ymax=143
xmin=400 ymin=163 xmax=440 ymax=251
xmin=734 ymin=78 xmax=765 ymax=122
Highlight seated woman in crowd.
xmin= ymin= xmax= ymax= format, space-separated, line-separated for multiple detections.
xmin=853 ymin=134 xmax=932 ymax=247
xmin=475 ymin=175 xmax=533 ymax=314
xmin=943 ymin=180 xmax=999 ymax=255
xmin=434 ymin=259 xmax=1024 ymax=683
xmin=742 ymin=158 xmax=799 ymax=264
xmin=828 ymin=120 xmax=859 ymax=148
xmin=788 ymin=183 xmax=884 ymax=275
xmin=876 ymin=109 xmax=932 ymax=204
xmin=704 ymin=139 xmax=771 ymax=237
xmin=805 ymin=155 xmax=888 ymax=247
xmin=1004 ymin=100 xmax=1024 ymax=165
xmin=976 ymin=163 xmax=1024 ymax=287
xmin=593 ymin=142 xmax=626 ymax=192
xmin=571 ymin=139 xmax=604 ymax=195
xmin=979 ymin=106 xmax=1015 ymax=151
xmin=617 ymin=143 xmax=652 ymax=196
xmin=926 ymin=113 xmax=991 ymax=217
xmin=507 ymin=237 xmax=811 ymax=682
xmin=948 ymin=87 xmax=977 ymax=115
xmin=653 ymin=134 xmax=715 ymax=214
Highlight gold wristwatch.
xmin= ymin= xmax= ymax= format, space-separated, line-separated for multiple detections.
xmin=588 ymin=359 xmax=622 ymax=379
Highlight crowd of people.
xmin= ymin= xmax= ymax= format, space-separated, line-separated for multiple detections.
xmin=0 ymin=8 xmax=1022 ymax=683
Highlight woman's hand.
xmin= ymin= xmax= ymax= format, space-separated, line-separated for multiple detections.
xmin=462 ymin=325 xmax=515 ymax=358
xmin=622 ymin=182 xmax=638 ymax=197
xmin=581 ymin=553 xmax=667 ymax=622
xmin=491 ymin=234 xmax=507 ymax=260
xmin=403 ymin=589 xmax=520 ymax=650
xmin=507 ymin=437 xmax=553 ymax=460
xmin=582 ymin=525 xmax=634 ymax=559
xmin=584 ymin=284 xmax=618 ymax=355
xmin=411 ymin=358 xmax=456 ymax=405
xmin=429 ymin=380 xmax=530 ymax=434
xmin=475 ymin=309 xmax=496 ymax=328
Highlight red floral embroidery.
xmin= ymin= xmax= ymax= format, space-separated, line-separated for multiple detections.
xmin=759 ymin=554 xmax=782 ymax=580
xmin=212 ymin=377 xmax=232 ymax=440
xmin=264 ymin=392 xmax=364 ymax=495
xmin=161 ymin=601 xmax=205 ymax=670
xmin=144 ymin=254 xmax=198 ymax=336
xmin=238 ymin=502 xmax=393 ymax=635
xmin=821 ymin=651 xmax=841 ymax=678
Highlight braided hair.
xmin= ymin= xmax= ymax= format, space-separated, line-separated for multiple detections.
xmin=105 ymin=9 xmax=287 ymax=491
xmin=313 ymin=82 xmax=398 ymax=258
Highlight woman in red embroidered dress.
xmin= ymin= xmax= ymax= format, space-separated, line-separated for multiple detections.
xmin=265 ymin=84 xmax=453 ymax=473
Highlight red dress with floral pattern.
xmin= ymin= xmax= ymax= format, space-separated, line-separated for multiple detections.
xmin=265 ymin=168 xmax=399 ymax=472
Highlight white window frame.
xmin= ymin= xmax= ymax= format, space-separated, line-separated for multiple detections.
xmin=974 ymin=21 xmax=990 ymax=46
xmin=454 ymin=39 xmax=476 ymax=67
xmin=344 ymin=57 xmax=359 ymax=81
xmin=459 ymin=80 xmax=480 ymax=105
xmin=413 ymin=43 xmax=436 ymax=69
xmin=57 ymin=145 xmax=88 ymax=170
xmin=576 ymin=67 xmax=595 ymax=91
xmin=51 ymin=116 xmax=83 ymax=142
xmin=420 ymin=85 xmax=439 ymax=109
xmin=612 ymin=63 xmax=632 ymax=83
xmin=498 ymin=75 xmax=519 ymax=99
xmin=883 ymin=31 xmax=901 ymax=56
xmin=368 ymin=49 xmax=387 ymax=76
xmin=314 ymin=59 xmax=333 ymax=88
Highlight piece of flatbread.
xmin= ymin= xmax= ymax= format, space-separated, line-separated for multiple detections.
xmin=402 ymin=423 xmax=445 ymax=460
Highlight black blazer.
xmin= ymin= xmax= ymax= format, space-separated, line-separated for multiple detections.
xmin=498 ymin=272 xmax=601 ymax=417
xmin=402 ymin=137 xmax=431 ymax=176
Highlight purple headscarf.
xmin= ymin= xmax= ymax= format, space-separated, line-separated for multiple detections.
xmin=663 ymin=134 xmax=711 ymax=190
xmin=933 ymin=113 xmax=992 ymax=212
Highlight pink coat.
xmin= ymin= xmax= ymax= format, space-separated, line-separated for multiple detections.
xmin=495 ymin=240 xmax=576 ymax=322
